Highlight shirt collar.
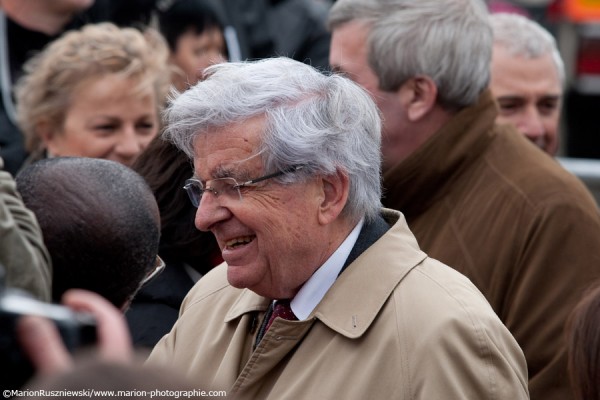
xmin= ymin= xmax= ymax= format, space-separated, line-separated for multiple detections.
xmin=290 ymin=218 xmax=364 ymax=320
xmin=225 ymin=210 xmax=427 ymax=338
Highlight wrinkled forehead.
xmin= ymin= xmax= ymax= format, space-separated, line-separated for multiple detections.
xmin=491 ymin=46 xmax=562 ymax=93
xmin=191 ymin=116 xmax=266 ymax=178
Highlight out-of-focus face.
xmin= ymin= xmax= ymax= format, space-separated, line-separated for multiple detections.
xmin=329 ymin=21 xmax=412 ymax=172
xmin=490 ymin=44 xmax=563 ymax=155
xmin=192 ymin=116 xmax=329 ymax=299
xmin=171 ymin=26 xmax=227 ymax=91
xmin=44 ymin=74 xmax=159 ymax=166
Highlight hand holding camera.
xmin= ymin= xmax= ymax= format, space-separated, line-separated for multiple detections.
xmin=1 ymin=282 xmax=134 ymax=388
xmin=18 ymin=289 xmax=134 ymax=372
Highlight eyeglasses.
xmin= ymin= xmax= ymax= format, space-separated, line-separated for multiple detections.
xmin=183 ymin=165 xmax=304 ymax=207
xmin=139 ymin=255 xmax=166 ymax=288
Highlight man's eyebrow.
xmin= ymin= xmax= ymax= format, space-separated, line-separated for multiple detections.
xmin=200 ymin=152 xmax=264 ymax=181
xmin=538 ymin=95 xmax=562 ymax=102
xmin=191 ymin=166 xmax=234 ymax=182
xmin=496 ymin=95 xmax=525 ymax=102
xmin=212 ymin=165 xmax=237 ymax=179
xmin=213 ymin=165 xmax=257 ymax=181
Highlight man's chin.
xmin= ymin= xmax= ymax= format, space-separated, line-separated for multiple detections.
xmin=226 ymin=264 xmax=256 ymax=289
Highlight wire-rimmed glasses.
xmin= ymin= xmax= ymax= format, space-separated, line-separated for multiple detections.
xmin=183 ymin=165 xmax=304 ymax=207
xmin=139 ymin=255 xmax=166 ymax=288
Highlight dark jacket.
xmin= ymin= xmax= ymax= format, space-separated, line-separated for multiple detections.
xmin=383 ymin=89 xmax=600 ymax=400
xmin=126 ymin=260 xmax=198 ymax=348
xmin=211 ymin=0 xmax=331 ymax=70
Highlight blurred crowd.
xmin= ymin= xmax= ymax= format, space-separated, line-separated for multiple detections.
xmin=2 ymin=1 xmax=600 ymax=400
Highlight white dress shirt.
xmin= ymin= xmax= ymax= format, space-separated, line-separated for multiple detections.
xmin=290 ymin=218 xmax=364 ymax=320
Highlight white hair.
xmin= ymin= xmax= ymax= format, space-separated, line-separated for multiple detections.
xmin=491 ymin=12 xmax=565 ymax=84
xmin=163 ymin=57 xmax=383 ymax=223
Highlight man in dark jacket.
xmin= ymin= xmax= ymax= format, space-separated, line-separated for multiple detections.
xmin=329 ymin=1 xmax=600 ymax=399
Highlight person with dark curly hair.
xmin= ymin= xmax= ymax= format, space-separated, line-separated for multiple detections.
xmin=16 ymin=157 xmax=161 ymax=310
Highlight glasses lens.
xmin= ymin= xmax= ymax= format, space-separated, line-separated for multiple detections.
xmin=183 ymin=178 xmax=242 ymax=207
xmin=210 ymin=178 xmax=242 ymax=201
xmin=141 ymin=256 xmax=166 ymax=287
xmin=183 ymin=179 xmax=202 ymax=207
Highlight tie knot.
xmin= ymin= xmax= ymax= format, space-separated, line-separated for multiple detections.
xmin=255 ymin=299 xmax=299 ymax=346
xmin=265 ymin=299 xmax=297 ymax=331
xmin=273 ymin=300 xmax=295 ymax=319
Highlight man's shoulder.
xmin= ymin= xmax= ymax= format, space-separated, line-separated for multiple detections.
xmin=476 ymin=127 xmax=598 ymax=211
xmin=389 ymin=256 xmax=520 ymax=356
xmin=399 ymin=256 xmax=490 ymax=311
xmin=334 ymin=214 xmax=494 ymax=327
xmin=182 ymin=263 xmax=235 ymax=307
xmin=386 ymin=256 xmax=528 ymax=397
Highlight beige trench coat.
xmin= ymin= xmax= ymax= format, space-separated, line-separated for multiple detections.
xmin=148 ymin=210 xmax=529 ymax=399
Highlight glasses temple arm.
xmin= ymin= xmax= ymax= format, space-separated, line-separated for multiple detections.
xmin=238 ymin=165 xmax=305 ymax=187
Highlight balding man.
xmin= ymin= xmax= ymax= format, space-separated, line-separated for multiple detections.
xmin=16 ymin=157 xmax=161 ymax=310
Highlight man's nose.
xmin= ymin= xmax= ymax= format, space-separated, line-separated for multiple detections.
xmin=518 ymin=108 xmax=545 ymax=141
xmin=194 ymin=191 xmax=229 ymax=232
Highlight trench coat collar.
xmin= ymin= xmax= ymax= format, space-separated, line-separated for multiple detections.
xmin=224 ymin=209 xmax=427 ymax=338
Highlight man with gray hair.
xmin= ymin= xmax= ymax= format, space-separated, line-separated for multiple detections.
xmin=328 ymin=0 xmax=600 ymax=399
xmin=490 ymin=12 xmax=564 ymax=155
xmin=146 ymin=57 xmax=528 ymax=399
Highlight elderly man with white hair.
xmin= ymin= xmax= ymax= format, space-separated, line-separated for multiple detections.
xmin=145 ymin=56 xmax=529 ymax=399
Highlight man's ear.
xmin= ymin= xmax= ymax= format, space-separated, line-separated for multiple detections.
xmin=317 ymin=169 xmax=350 ymax=226
xmin=399 ymin=75 xmax=438 ymax=121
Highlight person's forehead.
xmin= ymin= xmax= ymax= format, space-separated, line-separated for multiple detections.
xmin=491 ymin=47 xmax=562 ymax=95
xmin=192 ymin=117 xmax=265 ymax=177
xmin=330 ymin=21 xmax=381 ymax=92
xmin=329 ymin=20 xmax=370 ymax=69
xmin=72 ymin=74 xmax=157 ymax=105
xmin=179 ymin=26 xmax=225 ymax=47
xmin=492 ymin=45 xmax=559 ymax=76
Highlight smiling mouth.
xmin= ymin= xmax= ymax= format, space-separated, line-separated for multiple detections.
xmin=225 ymin=235 xmax=255 ymax=249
